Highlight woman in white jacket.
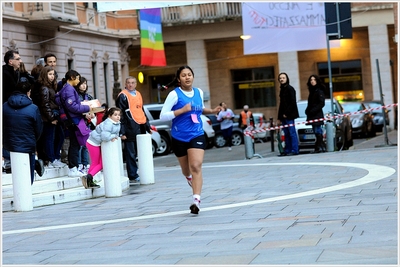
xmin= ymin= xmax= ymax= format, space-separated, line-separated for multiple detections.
xmin=81 ymin=107 xmax=122 ymax=189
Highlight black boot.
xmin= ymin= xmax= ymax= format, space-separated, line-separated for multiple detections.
xmin=317 ymin=134 xmax=326 ymax=152
xmin=35 ymin=159 xmax=44 ymax=177
xmin=312 ymin=134 xmax=323 ymax=153
xmin=87 ymin=174 xmax=100 ymax=188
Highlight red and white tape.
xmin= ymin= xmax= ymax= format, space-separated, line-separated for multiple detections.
xmin=244 ymin=103 xmax=397 ymax=137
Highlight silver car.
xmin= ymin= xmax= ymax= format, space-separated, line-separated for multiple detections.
xmin=295 ymin=99 xmax=353 ymax=151
xmin=150 ymin=125 xmax=162 ymax=156
xmin=143 ymin=103 xmax=215 ymax=156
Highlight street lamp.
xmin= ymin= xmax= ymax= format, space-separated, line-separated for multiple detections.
xmin=138 ymin=72 xmax=144 ymax=84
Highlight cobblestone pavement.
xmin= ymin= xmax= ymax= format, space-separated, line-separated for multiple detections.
xmin=2 ymin=130 xmax=398 ymax=266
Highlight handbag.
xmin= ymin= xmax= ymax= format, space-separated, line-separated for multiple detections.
xmin=75 ymin=118 xmax=91 ymax=146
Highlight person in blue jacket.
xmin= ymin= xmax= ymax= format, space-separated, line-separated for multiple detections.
xmin=56 ymin=70 xmax=95 ymax=177
xmin=3 ymin=77 xmax=43 ymax=184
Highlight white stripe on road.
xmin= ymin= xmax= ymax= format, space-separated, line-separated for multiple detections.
xmin=3 ymin=162 xmax=396 ymax=235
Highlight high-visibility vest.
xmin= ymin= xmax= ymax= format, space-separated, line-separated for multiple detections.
xmin=118 ymin=90 xmax=147 ymax=124
xmin=241 ymin=110 xmax=252 ymax=126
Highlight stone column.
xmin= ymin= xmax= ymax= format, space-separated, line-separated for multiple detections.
xmin=368 ymin=24 xmax=394 ymax=129
xmin=186 ymin=40 xmax=211 ymax=108
xmin=278 ymin=51 xmax=301 ymax=101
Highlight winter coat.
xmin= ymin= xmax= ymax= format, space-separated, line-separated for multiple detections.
xmin=87 ymin=118 xmax=121 ymax=147
xmin=305 ymin=86 xmax=325 ymax=126
xmin=39 ymin=85 xmax=59 ymax=122
xmin=3 ymin=92 xmax=43 ymax=153
xmin=278 ymin=84 xmax=299 ymax=121
xmin=55 ymin=83 xmax=90 ymax=124
xmin=2 ymin=64 xmax=20 ymax=103
xmin=115 ymin=91 xmax=150 ymax=141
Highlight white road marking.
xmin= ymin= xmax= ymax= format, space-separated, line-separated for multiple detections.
xmin=3 ymin=162 xmax=396 ymax=235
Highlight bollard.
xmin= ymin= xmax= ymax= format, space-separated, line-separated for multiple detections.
xmin=10 ymin=152 xmax=33 ymax=211
xmin=101 ymin=139 xmax=122 ymax=197
xmin=117 ymin=138 xmax=124 ymax=178
xmin=137 ymin=134 xmax=155 ymax=184
xmin=269 ymin=117 xmax=275 ymax=152
xmin=244 ymin=134 xmax=254 ymax=159
xmin=326 ymin=121 xmax=335 ymax=152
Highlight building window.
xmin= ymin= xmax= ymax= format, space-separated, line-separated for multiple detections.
xmin=232 ymin=67 xmax=276 ymax=109
xmin=50 ymin=3 xmax=76 ymax=16
xmin=318 ymin=60 xmax=363 ymax=101
xmin=68 ymin=59 xmax=74 ymax=70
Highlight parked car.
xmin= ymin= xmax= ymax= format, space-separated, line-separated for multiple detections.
xmin=340 ymin=101 xmax=376 ymax=137
xmin=295 ymin=99 xmax=353 ymax=151
xmin=150 ymin=125 xmax=162 ymax=156
xmin=205 ymin=114 xmax=243 ymax=148
xmin=201 ymin=115 xmax=216 ymax=149
xmin=143 ymin=103 xmax=215 ymax=156
xmin=362 ymin=100 xmax=390 ymax=132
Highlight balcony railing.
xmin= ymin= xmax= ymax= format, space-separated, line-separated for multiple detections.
xmin=161 ymin=2 xmax=241 ymax=26
xmin=26 ymin=2 xmax=79 ymax=25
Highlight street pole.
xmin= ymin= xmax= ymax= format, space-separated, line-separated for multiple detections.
xmin=326 ymin=33 xmax=338 ymax=152
xmin=325 ymin=3 xmax=342 ymax=152
xmin=375 ymin=59 xmax=388 ymax=145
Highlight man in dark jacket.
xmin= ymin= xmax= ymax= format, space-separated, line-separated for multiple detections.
xmin=3 ymin=77 xmax=43 ymax=184
xmin=2 ymin=50 xmax=22 ymax=173
xmin=277 ymin=72 xmax=300 ymax=156
xmin=116 ymin=77 xmax=151 ymax=183
xmin=2 ymin=50 xmax=21 ymax=104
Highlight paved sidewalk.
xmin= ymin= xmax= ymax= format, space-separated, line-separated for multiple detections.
xmin=2 ymin=130 xmax=398 ymax=265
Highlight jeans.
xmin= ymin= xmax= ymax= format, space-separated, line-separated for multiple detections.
xmin=2 ymin=148 xmax=11 ymax=169
xmin=68 ymin=130 xmax=80 ymax=169
xmin=221 ymin=126 xmax=233 ymax=147
xmin=78 ymin=145 xmax=89 ymax=166
xmin=123 ymin=140 xmax=139 ymax=179
xmin=281 ymin=119 xmax=299 ymax=154
xmin=54 ymin=124 xmax=65 ymax=161
xmin=29 ymin=152 xmax=35 ymax=184
xmin=43 ymin=122 xmax=56 ymax=162
xmin=312 ymin=124 xmax=323 ymax=135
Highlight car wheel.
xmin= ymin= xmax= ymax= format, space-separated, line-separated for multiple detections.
xmin=335 ymin=128 xmax=346 ymax=151
xmin=155 ymin=134 xmax=171 ymax=156
xmin=152 ymin=140 xmax=157 ymax=156
xmin=343 ymin=127 xmax=353 ymax=150
xmin=368 ymin=121 xmax=376 ymax=137
xmin=231 ymin=132 xmax=243 ymax=146
xmin=204 ymin=132 xmax=214 ymax=149
xmin=214 ymin=134 xmax=226 ymax=148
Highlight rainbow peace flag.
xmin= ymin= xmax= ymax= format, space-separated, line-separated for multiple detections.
xmin=140 ymin=8 xmax=167 ymax=66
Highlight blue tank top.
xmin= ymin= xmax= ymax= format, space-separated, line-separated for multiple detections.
xmin=171 ymin=88 xmax=203 ymax=142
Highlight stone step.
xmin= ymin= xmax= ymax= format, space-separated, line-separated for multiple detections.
xmin=2 ymin=167 xmax=131 ymax=212
xmin=2 ymin=165 xmax=70 ymax=186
